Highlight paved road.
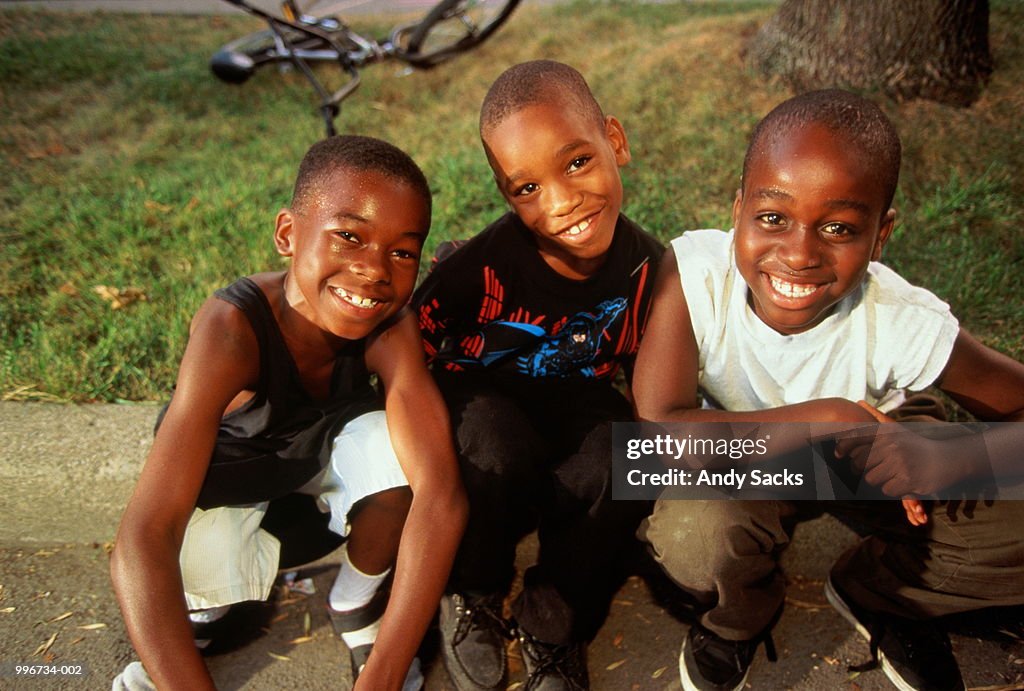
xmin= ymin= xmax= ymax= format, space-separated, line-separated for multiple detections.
xmin=2 ymin=401 xmax=1023 ymax=690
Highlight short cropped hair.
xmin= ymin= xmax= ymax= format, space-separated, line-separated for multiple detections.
xmin=291 ymin=135 xmax=432 ymax=217
xmin=479 ymin=60 xmax=605 ymax=135
xmin=743 ymin=89 xmax=902 ymax=209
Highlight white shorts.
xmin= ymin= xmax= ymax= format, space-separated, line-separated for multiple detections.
xmin=179 ymin=410 xmax=408 ymax=610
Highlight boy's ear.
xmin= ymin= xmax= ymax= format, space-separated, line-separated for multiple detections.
xmin=872 ymin=208 xmax=896 ymax=261
xmin=483 ymin=141 xmax=514 ymax=204
xmin=274 ymin=208 xmax=296 ymax=257
xmin=605 ymin=116 xmax=631 ymax=166
xmin=731 ymin=188 xmax=743 ymax=229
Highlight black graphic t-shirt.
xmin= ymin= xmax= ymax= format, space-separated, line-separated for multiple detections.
xmin=413 ymin=212 xmax=664 ymax=387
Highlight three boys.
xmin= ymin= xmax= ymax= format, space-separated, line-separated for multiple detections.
xmin=111 ymin=59 xmax=1021 ymax=691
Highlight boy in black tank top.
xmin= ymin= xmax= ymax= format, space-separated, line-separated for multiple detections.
xmin=110 ymin=136 xmax=467 ymax=691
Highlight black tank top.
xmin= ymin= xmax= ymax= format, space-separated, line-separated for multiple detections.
xmin=192 ymin=277 xmax=381 ymax=508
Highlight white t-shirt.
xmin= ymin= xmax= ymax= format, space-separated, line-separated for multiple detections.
xmin=673 ymin=229 xmax=960 ymax=413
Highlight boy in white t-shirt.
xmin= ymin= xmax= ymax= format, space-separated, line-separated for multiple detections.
xmin=633 ymin=89 xmax=1024 ymax=691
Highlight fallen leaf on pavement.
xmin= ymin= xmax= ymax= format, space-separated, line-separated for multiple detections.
xmin=34 ymin=632 xmax=57 ymax=656
xmin=785 ymin=596 xmax=824 ymax=610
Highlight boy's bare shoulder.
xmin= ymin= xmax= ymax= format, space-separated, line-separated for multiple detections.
xmin=187 ymin=282 xmax=264 ymax=362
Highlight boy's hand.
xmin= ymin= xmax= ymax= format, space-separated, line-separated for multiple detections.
xmin=902 ymin=497 xmax=928 ymax=526
xmin=835 ymin=401 xmax=976 ymax=500
xmin=846 ymin=401 xmax=928 ymax=525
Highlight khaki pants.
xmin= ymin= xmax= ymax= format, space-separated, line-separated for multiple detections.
xmin=639 ymin=497 xmax=1024 ymax=640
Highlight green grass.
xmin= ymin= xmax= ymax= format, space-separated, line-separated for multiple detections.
xmin=1 ymin=1 xmax=1022 ymax=401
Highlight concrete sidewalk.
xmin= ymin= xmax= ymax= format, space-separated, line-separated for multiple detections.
xmin=2 ymin=401 xmax=1023 ymax=690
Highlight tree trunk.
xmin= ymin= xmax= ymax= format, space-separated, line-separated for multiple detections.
xmin=746 ymin=0 xmax=992 ymax=106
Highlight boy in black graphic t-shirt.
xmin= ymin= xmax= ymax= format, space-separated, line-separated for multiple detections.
xmin=412 ymin=60 xmax=664 ymax=690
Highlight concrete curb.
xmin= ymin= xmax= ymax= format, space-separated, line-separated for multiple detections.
xmin=0 ymin=401 xmax=157 ymax=544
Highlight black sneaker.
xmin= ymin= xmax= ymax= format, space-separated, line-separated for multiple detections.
xmin=825 ymin=575 xmax=965 ymax=691
xmin=679 ymin=623 xmax=773 ymax=691
xmin=518 ymin=629 xmax=589 ymax=691
xmin=439 ymin=593 xmax=511 ymax=690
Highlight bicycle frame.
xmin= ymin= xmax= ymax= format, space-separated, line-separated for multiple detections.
xmin=215 ymin=0 xmax=520 ymax=137
xmin=220 ymin=0 xmax=404 ymax=135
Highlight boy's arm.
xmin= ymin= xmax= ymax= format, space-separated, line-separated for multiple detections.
xmin=632 ymin=247 xmax=876 ymax=427
xmin=110 ymin=298 xmax=258 ymax=691
xmin=839 ymin=329 xmax=1024 ymax=497
xmin=939 ymin=328 xmax=1024 ymax=423
xmin=361 ymin=308 xmax=468 ymax=691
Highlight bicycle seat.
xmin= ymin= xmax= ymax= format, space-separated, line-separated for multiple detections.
xmin=210 ymin=49 xmax=257 ymax=84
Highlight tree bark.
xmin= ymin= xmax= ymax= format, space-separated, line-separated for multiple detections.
xmin=746 ymin=0 xmax=992 ymax=106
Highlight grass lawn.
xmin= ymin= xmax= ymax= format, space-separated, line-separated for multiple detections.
xmin=1 ymin=0 xmax=1022 ymax=402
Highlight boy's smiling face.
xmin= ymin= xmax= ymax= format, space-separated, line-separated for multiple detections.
xmin=483 ymin=102 xmax=630 ymax=280
xmin=275 ymin=167 xmax=429 ymax=341
xmin=734 ymin=123 xmax=895 ymax=335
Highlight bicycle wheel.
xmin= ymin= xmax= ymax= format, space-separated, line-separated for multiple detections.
xmin=401 ymin=0 xmax=520 ymax=67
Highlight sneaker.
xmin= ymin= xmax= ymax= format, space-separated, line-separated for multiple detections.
xmin=439 ymin=593 xmax=511 ymax=690
xmin=327 ymin=586 xmax=423 ymax=690
xmin=825 ymin=575 xmax=965 ymax=691
xmin=517 ymin=629 xmax=589 ymax=691
xmin=679 ymin=623 xmax=772 ymax=691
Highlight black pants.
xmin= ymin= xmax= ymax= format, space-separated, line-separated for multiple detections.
xmin=436 ymin=374 xmax=651 ymax=645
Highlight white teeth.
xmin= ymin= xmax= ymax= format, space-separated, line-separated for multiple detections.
xmin=770 ymin=276 xmax=817 ymax=298
xmin=333 ymin=287 xmax=380 ymax=309
xmin=565 ymin=218 xmax=591 ymax=236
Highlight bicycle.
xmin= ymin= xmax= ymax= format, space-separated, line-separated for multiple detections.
xmin=211 ymin=0 xmax=521 ymax=137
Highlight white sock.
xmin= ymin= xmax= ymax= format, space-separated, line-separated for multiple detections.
xmin=188 ymin=604 xmax=231 ymax=624
xmin=329 ymin=545 xmax=390 ymax=612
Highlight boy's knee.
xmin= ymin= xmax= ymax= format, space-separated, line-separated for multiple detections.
xmin=641 ymin=500 xmax=784 ymax=581
xmin=456 ymin=396 xmax=543 ymax=475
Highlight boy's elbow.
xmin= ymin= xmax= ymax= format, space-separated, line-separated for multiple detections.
xmin=451 ymin=487 xmax=469 ymax=530
xmin=634 ymin=397 xmax=670 ymax=423
xmin=108 ymin=515 xmax=175 ymax=595
xmin=109 ymin=535 xmax=136 ymax=598
xmin=429 ymin=477 xmax=468 ymax=533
